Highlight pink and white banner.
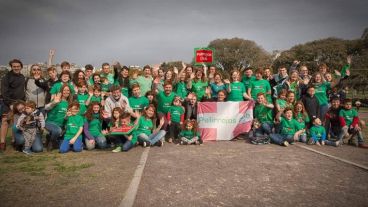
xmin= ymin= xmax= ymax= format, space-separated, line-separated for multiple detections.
xmin=197 ymin=101 xmax=254 ymax=141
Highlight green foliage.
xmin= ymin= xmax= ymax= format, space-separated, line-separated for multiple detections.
xmin=207 ymin=38 xmax=272 ymax=72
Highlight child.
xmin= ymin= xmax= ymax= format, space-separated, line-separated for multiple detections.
xmin=86 ymin=84 xmax=104 ymax=106
xmin=252 ymin=93 xmax=274 ymax=144
xmin=293 ymin=101 xmax=309 ymax=143
xmin=167 ymin=96 xmax=185 ymax=143
xmin=84 ymin=102 xmax=107 ymax=150
xmin=270 ymin=107 xmax=304 ymax=147
xmin=108 ymin=112 xmax=139 ymax=152
xmin=275 ymin=89 xmax=287 ymax=113
xmin=11 ymin=101 xmax=25 ymax=151
xmin=302 ymin=85 xmax=320 ymax=121
xmin=338 ymin=99 xmax=368 ymax=148
xmin=59 ymin=102 xmax=85 ymax=153
xmin=75 ymin=81 xmax=89 ymax=115
xmin=179 ymin=120 xmax=201 ymax=145
xmin=16 ymin=101 xmax=45 ymax=154
xmin=285 ymin=91 xmax=296 ymax=109
xmin=308 ymin=118 xmax=327 ymax=146
xmin=100 ymin=77 xmax=111 ymax=98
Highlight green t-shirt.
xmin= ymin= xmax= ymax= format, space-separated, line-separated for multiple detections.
xmin=254 ymin=104 xmax=273 ymax=124
xmin=314 ymin=82 xmax=331 ymax=106
xmin=280 ymin=117 xmax=300 ymax=135
xmin=168 ymin=105 xmax=184 ymax=123
xmin=129 ymin=96 xmax=149 ymax=111
xmin=310 ymin=125 xmax=326 ymax=140
xmin=178 ymin=130 xmax=200 ymax=140
xmin=135 ymin=116 xmax=153 ymax=136
xmin=101 ymin=83 xmax=111 ymax=92
xmin=249 ymin=79 xmax=271 ymax=100
xmin=157 ymin=91 xmax=176 ymax=114
xmin=90 ymin=95 xmax=102 ymax=104
xmin=228 ymin=81 xmax=245 ymax=102
xmin=191 ymin=80 xmax=208 ymax=101
xmin=136 ymin=76 xmax=153 ymax=97
xmin=100 ymin=73 xmax=114 ymax=85
xmin=175 ymin=81 xmax=188 ymax=99
xmin=77 ymin=93 xmax=89 ymax=115
xmin=46 ymin=100 xmax=68 ymax=127
xmin=288 ymin=82 xmax=300 ymax=100
xmin=294 ymin=112 xmax=310 ymax=132
xmin=50 ymin=82 xmax=75 ymax=95
xmin=276 ymin=99 xmax=287 ymax=110
xmin=339 ymin=108 xmax=358 ymax=126
xmin=64 ymin=114 xmax=85 ymax=139
xmin=88 ymin=113 xmax=103 ymax=137
xmin=241 ymin=75 xmax=256 ymax=91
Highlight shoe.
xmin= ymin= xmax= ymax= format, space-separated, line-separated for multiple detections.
xmin=334 ymin=141 xmax=341 ymax=147
xmin=316 ymin=142 xmax=321 ymax=146
xmin=358 ymin=143 xmax=368 ymax=149
xmin=112 ymin=146 xmax=122 ymax=152
xmin=22 ymin=149 xmax=32 ymax=155
xmin=142 ymin=141 xmax=147 ymax=148
xmin=0 ymin=142 xmax=6 ymax=151
xmin=168 ymin=138 xmax=173 ymax=143
xmin=180 ymin=141 xmax=183 ymax=145
xmin=283 ymin=141 xmax=289 ymax=147
xmin=157 ymin=140 xmax=163 ymax=147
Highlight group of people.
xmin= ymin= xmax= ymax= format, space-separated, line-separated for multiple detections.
xmin=0 ymin=53 xmax=367 ymax=155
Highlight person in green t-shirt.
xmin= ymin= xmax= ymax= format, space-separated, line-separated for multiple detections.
xmin=76 ymin=81 xmax=89 ymax=115
xmin=293 ymin=101 xmax=309 ymax=143
xmin=241 ymin=67 xmax=256 ymax=92
xmin=270 ymin=107 xmax=304 ymax=147
xmin=188 ymin=68 xmax=208 ymax=101
xmin=128 ymin=84 xmax=149 ymax=112
xmin=83 ymin=102 xmax=107 ymax=150
xmin=59 ymin=102 xmax=84 ymax=153
xmin=308 ymin=118 xmax=326 ymax=146
xmin=275 ymin=89 xmax=287 ymax=119
xmin=136 ymin=65 xmax=153 ymax=97
xmin=338 ymin=99 xmax=368 ymax=148
xmin=252 ymin=93 xmax=274 ymax=144
xmin=167 ymin=96 xmax=185 ymax=143
xmin=156 ymin=81 xmax=176 ymax=130
xmin=179 ymin=120 xmax=201 ymax=145
xmin=86 ymin=84 xmax=104 ymax=106
xmin=100 ymin=62 xmax=115 ymax=84
xmin=247 ymin=68 xmax=271 ymax=102
xmin=225 ymin=70 xmax=249 ymax=101
xmin=45 ymin=84 xmax=72 ymax=151
xmin=133 ymin=104 xmax=166 ymax=147
xmin=50 ymin=71 xmax=75 ymax=98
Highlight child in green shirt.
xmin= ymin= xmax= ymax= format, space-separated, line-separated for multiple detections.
xmin=308 ymin=118 xmax=326 ymax=146
xmin=83 ymin=102 xmax=107 ymax=150
xmin=179 ymin=120 xmax=201 ymax=145
xmin=252 ymin=93 xmax=274 ymax=145
xmin=86 ymin=84 xmax=104 ymax=106
xmin=59 ymin=103 xmax=84 ymax=153
xmin=293 ymin=101 xmax=309 ymax=143
xmin=76 ymin=81 xmax=89 ymax=115
xmin=167 ymin=96 xmax=185 ymax=143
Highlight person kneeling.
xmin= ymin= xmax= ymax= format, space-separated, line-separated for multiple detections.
xmin=60 ymin=103 xmax=84 ymax=153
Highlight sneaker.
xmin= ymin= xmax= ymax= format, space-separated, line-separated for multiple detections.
xmin=321 ymin=141 xmax=325 ymax=146
xmin=112 ymin=146 xmax=122 ymax=152
xmin=180 ymin=141 xmax=184 ymax=145
xmin=142 ymin=141 xmax=147 ymax=148
xmin=283 ymin=141 xmax=289 ymax=147
xmin=358 ymin=143 xmax=368 ymax=149
xmin=195 ymin=141 xmax=200 ymax=145
xmin=334 ymin=140 xmax=341 ymax=147
xmin=168 ymin=138 xmax=173 ymax=143
xmin=22 ymin=149 xmax=32 ymax=155
xmin=316 ymin=141 xmax=321 ymax=146
xmin=157 ymin=140 xmax=164 ymax=147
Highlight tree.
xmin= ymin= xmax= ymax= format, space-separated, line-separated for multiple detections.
xmin=207 ymin=38 xmax=272 ymax=72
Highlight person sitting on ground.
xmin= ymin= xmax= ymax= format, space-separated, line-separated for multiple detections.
xmin=308 ymin=118 xmax=327 ymax=146
xmin=251 ymin=93 xmax=274 ymax=145
xmin=338 ymin=99 xmax=368 ymax=148
xmin=179 ymin=119 xmax=201 ymax=145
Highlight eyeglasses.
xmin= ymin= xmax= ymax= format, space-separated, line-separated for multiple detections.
xmin=32 ymin=68 xmax=41 ymax=71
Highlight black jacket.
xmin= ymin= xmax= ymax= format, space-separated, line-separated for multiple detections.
xmin=1 ymin=70 xmax=25 ymax=106
xmin=302 ymin=94 xmax=320 ymax=120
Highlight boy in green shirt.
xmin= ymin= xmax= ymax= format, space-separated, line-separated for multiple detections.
xmin=128 ymin=84 xmax=149 ymax=112
xmin=308 ymin=118 xmax=326 ymax=146
xmin=252 ymin=93 xmax=274 ymax=144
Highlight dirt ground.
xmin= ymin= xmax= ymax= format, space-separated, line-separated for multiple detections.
xmin=134 ymin=142 xmax=368 ymax=207
xmin=0 ymin=148 xmax=143 ymax=207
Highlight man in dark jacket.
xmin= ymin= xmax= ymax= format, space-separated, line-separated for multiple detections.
xmin=0 ymin=59 xmax=26 ymax=151
xmin=302 ymin=85 xmax=320 ymax=125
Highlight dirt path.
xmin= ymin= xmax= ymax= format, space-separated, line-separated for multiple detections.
xmin=134 ymin=142 xmax=368 ymax=207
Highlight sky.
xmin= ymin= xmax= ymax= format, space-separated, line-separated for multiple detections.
xmin=0 ymin=0 xmax=367 ymax=67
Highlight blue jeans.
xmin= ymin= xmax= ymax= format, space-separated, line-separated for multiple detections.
xmin=270 ymin=133 xmax=294 ymax=145
xmin=45 ymin=122 xmax=63 ymax=146
xmin=137 ymin=130 xmax=166 ymax=145
xmin=255 ymin=122 xmax=273 ymax=137
xmin=108 ymin=134 xmax=134 ymax=151
xmin=13 ymin=126 xmax=43 ymax=152
xmin=85 ymin=135 xmax=107 ymax=150
xmin=298 ymin=134 xmax=307 ymax=143
xmin=60 ymin=136 xmax=83 ymax=153
xmin=319 ymin=104 xmax=329 ymax=121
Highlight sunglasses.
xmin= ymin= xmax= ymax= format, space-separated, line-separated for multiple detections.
xmin=32 ymin=68 xmax=41 ymax=71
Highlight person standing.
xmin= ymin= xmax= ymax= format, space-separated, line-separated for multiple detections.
xmin=0 ymin=59 xmax=26 ymax=151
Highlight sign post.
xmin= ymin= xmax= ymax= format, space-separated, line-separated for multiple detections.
xmin=194 ymin=47 xmax=214 ymax=66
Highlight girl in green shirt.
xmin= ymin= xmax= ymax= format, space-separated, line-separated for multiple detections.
xmin=83 ymin=102 xmax=107 ymax=150
xmin=134 ymin=104 xmax=166 ymax=147
xmin=59 ymin=102 xmax=84 ymax=153
xmin=179 ymin=119 xmax=201 ymax=145
xmin=226 ymin=70 xmax=249 ymax=101
xmin=188 ymin=68 xmax=208 ymax=101
xmin=252 ymin=93 xmax=274 ymax=144
xmin=76 ymin=81 xmax=89 ymax=115
xmin=293 ymin=101 xmax=309 ymax=143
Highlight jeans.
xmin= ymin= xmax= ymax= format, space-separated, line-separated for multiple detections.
xmin=108 ymin=134 xmax=134 ymax=151
xmin=85 ymin=135 xmax=107 ymax=150
xmin=338 ymin=127 xmax=364 ymax=144
xmin=169 ymin=122 xmax=181 ymax=139
xmin=255 ymin=122 xmax=273 ymax=137
xmin=319 ymin=104 xmax=329 ymax=121
xmin=13 ymin=126 xmax=43 ymax=152
xmin=60 ymin=136 xmax=83 ymax=153
xmin=45 ymin=122 xmax=63 ymax=146
xmin=270 ymin=133 xmax=294 ymax=145
xmin=137 ymin=130 xmax=166 ymax=145
xmin=297 ymin=134 xmax=307 ymax=143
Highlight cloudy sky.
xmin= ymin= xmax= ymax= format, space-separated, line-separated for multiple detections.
xmin=0 ymin=0 xmax=367 ymax=67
